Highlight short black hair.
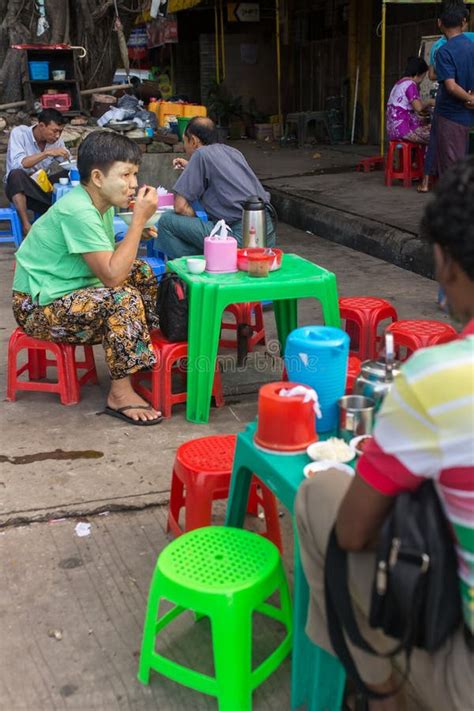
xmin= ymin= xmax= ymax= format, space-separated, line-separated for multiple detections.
xmin=37 ymin=108 xmax=65 ymax=126
xmin=404 ymin=56 xmax=428 ymax=77
xmin=77 ymin=130 xmax=142 ymax=183
xmin=184 ymin=117 xmax=218 ymax=145
xmin=421 ymin=157 xmax=474 ymax=280
xmin=439 ymin=2 xmax=467 ymax=28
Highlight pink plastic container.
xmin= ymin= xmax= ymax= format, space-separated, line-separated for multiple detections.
xmin=204 ymin=235 xmax=238 ymax=273
xmin=157 ymin=192 xmax=174 ymax=208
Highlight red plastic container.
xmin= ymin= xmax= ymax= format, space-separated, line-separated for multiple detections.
xmin=237 ymin=248 xmax=282 ymax=272
xmin=254 ymin=381 xmax=318 ymax=454
xmin=40 ymin=93 xmax=71 ymax=112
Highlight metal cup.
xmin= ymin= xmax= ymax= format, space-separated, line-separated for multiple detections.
xmin=337 ymin=395 xmax=375 ymax=442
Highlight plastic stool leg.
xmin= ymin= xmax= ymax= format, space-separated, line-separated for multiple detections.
xmin=61 ymin=346 xmax=80 ymax=405
xmin=137 ymin=566 xmax=162 ymax=685
xmin=212 ymin=611 xmax=252 ymax=711
xmin=167 ymin=469 xmax=186 ymax=535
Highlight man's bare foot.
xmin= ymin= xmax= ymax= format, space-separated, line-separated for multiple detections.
xmin=107 ymin=376 xmax=161 ymax=422
xmin=22 ymin=222 xmax=32 ymax=236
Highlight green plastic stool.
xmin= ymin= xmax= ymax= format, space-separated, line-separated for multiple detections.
xmin=168 ymin=253 xmax=341 ymax=423
xmin=138 ymin=526 xmax=292 ymax=710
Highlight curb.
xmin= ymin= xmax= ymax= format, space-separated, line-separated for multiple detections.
xmin=266 ymin=186 xmax=434 ymax=279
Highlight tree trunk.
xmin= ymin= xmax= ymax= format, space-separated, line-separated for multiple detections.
xmin=0 ymin=0 xmax=147 ymax=104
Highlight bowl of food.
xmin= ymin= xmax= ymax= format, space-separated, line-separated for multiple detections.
xmin=350 ymin=434 xmax=373 ymax=456
xmin=59 ymin=160 xmax=77 ymax=171
xmin=119 ymin=210 xmax=162 ymax=229
xmin=237 ymin=248 xmax=283 ymax=272
xmin=186 ymin=258 xmax=206 ymax=275
xmin=303 ymin=460 xmax=354 ymax=479
xmin=306 ymin=437 xmax=355 ymax=464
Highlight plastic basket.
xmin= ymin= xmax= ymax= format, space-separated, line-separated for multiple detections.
xmin=28 ymin=61 xmax=49 ymax=80
xmin=40 ymin=93 xmax=71 ymax=111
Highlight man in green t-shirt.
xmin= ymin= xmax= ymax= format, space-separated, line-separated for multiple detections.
xmin=12 ymin=130 xmax=163 ymax=425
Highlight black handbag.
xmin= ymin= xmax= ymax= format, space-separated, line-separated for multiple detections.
xmin=156 ymin=272 xmax=188 ymax=342
xmin=324 ymin=480 xmax=463 ymax=699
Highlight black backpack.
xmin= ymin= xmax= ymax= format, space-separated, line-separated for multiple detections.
xmin=156 ymin=272 xmax=188 ymax=342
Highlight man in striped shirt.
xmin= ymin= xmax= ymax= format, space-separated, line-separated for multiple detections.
xmin=296 ymin=157 xmax=474 ymax=711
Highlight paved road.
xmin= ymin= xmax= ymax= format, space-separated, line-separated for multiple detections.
xmin=0 ymin=222 xmax=444 ymax=710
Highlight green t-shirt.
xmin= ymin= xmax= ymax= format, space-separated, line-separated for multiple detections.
xmin=13 ymin=185 xmax=115 ymax=305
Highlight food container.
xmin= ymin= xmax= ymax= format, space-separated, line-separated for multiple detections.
xmin=350 ymin=435 xmax=374 ymax=456
xmin=28 ymin=61 xmax=49 ymax=80
xmin=237 ymin=248 xmax=282 ymax=272
xmin=40 ymin=93 xmax=71 ymax=112
xmin=204 ymin=232 xmax=237 ymax=274
xmin=303 ymin=461 xmax=354 ymax=479
xmin=158 ymin=192 xmax=174 ymax=208
xmin=52 ymin=70 xmax=66 ymax=81
xmin=254 ymin=381 xmax=318 ymax=454
xmin=119 ymin=211 xmax=162 ymax=229
xmin=337 ymin=395 xmax=375 ymax=442
xmin=307 ymin=438 xmax=355 ymax=463
xmin=285 ymin=326 xmax=349 ymax=433
xmin=247 ymin=251 xmax=272 ymax=278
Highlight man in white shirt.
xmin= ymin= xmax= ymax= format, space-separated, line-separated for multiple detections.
xmin=5 ymin=108 xmax=69 ymax=235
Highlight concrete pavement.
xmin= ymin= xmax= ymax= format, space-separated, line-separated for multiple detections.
xmin=0 ymin=221 xmax=446 ymax=710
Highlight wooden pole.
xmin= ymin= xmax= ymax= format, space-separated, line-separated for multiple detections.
xmin=380 ymin=1 xmax=387 ymax=156
xmin=219 ymin=0 xmax=226 ymax=81
xmin=214 ymin=2 xmax=220 ymax=83
xmin=275 ymin=0 xmax=282 ymax=125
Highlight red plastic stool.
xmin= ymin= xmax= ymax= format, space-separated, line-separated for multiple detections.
xmin=385 ymin=320 xmax=457 ymax=361
xmin=131 ymin=329 xmax=224 ymax=418
xmin=345 ymin=355 xmax=362 ymax=394
xmin=7 ymin=327 xmax=97 ymax=405
xmin=220 ymin=302 xmax=266 ymax=351
xmin=355 ymin=155 xmax=384 ymax=173
xmin=385 ymin=140 xmax=425 ymax=188
xmin=167 ymin=434 xmax=283 ymax=552
xmin=339 ymin=296 xmax=398 ymax=360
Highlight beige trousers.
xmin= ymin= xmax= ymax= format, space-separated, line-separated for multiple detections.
xmin=295 ymin=470 xmax=473 ymax=711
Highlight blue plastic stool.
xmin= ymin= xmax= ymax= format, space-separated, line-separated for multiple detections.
xmin=113 ymin=215 xmax=128 ymax=241
xmin=51 ymin=183 xmax=74 ymax=203
xmin=191 ymin=200 xmax=209 ymax=222
xmin=0 ymin=207 xmax=23 ymax=248
xmin=143 ymin=256 xmax=166 ymax=280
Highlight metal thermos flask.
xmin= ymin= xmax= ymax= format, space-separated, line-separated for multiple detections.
xmin=242 ymin=196 xmax=267 ymax=248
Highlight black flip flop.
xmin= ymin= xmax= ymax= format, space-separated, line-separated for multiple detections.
xmin=104 ymin=405 xmax=163 ymax=426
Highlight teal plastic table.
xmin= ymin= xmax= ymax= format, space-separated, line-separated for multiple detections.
xmin=225 ymin=421 xmax=347 ymax=711
xmin=168 ymin=254 xmax=341 ymax=423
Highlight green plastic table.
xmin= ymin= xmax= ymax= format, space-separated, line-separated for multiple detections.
xmin=168 ymin=254 xmax=341 ymax=423
xmin=225 ymin=421 xmax=349 ymax=711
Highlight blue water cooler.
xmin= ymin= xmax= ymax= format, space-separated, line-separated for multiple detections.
xmin=284 ymin=326 xmax=349 ymax=433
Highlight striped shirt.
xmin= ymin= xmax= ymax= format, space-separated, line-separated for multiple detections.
xmin=358 ymin=320 xmax=474 ymax=633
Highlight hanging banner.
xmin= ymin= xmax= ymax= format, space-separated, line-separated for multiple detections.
xmin=147 ymin=15 xmax=178 ymax=47
xmin=167 ymin=0 xmax=203 ymax=11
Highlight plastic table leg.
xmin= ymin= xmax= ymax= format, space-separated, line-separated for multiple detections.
xmin=185 ymin=285 xmax=224 ymax=423
xmin=274 ymin=298 xmax=298 ymax=353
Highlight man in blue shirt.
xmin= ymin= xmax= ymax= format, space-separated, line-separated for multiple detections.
xmin=433 ymin=3 xmax=474 ymax=175
xmin=5 ymin=108 xmax=69 ymax=235
xmin=156 ymin=117 xmax=276 ymax=259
